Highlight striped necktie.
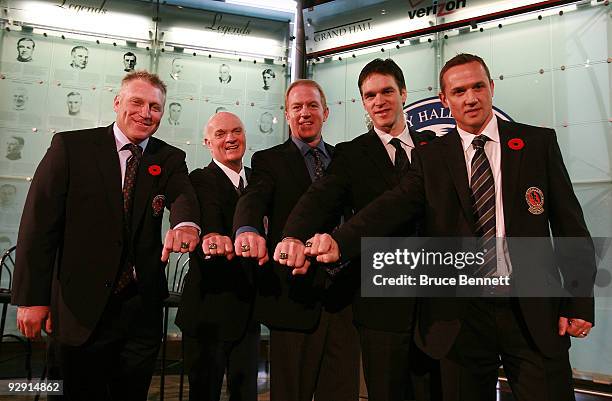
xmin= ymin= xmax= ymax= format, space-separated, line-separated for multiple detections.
xmin=470 ymin=135 xmax=496 ymax=277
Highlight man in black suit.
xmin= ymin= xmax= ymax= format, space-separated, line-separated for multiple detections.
xmin=12 ymin=71 xmax=200 ymax=401
xmin=176 ymin=111 xmax=259 ymax=401
xmin=275 ymin=58 xmax=439 ymax=401
xmin=296 ymin=54 xmax=596 ymax=401
xmin=233 ymin=79 xmax=360 ymax=401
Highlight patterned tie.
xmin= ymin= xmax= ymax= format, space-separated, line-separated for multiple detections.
xmin=390 ymin=138 xmax=410 ymax=174
xmin=114 ymin=143 xmax=143 ymax=294
xmin=470 ymin=135 xmax=496 ymax=277
xmin=311 ymin=148 xmax=325 ymax=181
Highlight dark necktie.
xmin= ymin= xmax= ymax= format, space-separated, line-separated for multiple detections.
xmin=115 ymin=143 xmax=143 ymax=294
xmin=311 ymin=148 xmax=324 ymax=181
xmin=237 ymin=176 xmax=245 ymax=196
xmin=390 ymin=138 xmax=409 ymax=174
xmin=470 ymin=135 xmax=496 ymax=277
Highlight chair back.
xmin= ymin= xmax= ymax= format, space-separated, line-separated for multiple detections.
xmin=0 ymin=246 xmax=16 ymax=294
xmin=165 ymin=252 xmax=190 ymax=295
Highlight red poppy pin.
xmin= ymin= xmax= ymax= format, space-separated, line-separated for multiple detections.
xmin=508 ymin=138 xmax=524 ymax=150
xmin=148 ymin=165 xmax=161 ymax=176
xmin=419 ymin=141 xmax=428 ymax=146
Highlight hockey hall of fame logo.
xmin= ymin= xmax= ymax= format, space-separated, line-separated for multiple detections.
xmin=404 ymin=96 xmax=514 ymax=136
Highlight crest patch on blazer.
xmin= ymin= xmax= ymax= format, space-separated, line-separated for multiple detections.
xmin=525 ymin=187 xmax=544 ymax=215
xmin=152 ymin=194 xmax=166 ymax=217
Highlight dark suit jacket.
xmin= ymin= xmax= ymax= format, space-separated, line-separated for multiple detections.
xmin=12 ymin=125 xmax=199 ymax=346
xmin=176 ymin=162 xmax=255 ymax=342
xmin=283 ymin=128 xmax=436 ymax=332
xmin=331 ymin=118 xmax=596 ymax=358
xmin=233 ymin=138 xmax=354 ymax=331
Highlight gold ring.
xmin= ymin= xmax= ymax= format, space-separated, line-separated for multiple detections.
xmin=279 ymin=252 xmax=288 ymax=260
xmin=241 ymin=244 xmax=250 ymax=252
xmin=208 ymin=243 xmax=217 ymax=250
xmin=180 ymin=242 xmax=189 ymax=249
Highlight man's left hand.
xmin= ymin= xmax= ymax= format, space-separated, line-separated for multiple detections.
xmin=161 ymin=226 xmax=200 ymax=262
xmin=558 ymin=317 xmax=593 ymax=338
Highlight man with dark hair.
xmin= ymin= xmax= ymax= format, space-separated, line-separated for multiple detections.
xmin=233 ymin=79 xmax=360 ymax=401
xmin=70 ymin=46 xmax=89 ymax=70
xmin=262 ymin=68 xmax=276 ymax=90
xmin=6 ymin=136 xmax=25 ymax=161
xmin=12 ymin=70 xmax=200 ymax=401
xmin=66 ymin=92 xmax=82 ymax=116
xmin=300 ymin=53 xmax=596 ymax=401
xmin=177 ymin=112 xmax=259 ymax=401
xmin=167 ymin=102 xmax=182 ymax=126
xmin=275 ymin=58 xmax=438 ymax=401
xmin=123 ymin=52 xmax=137 ymax=72
xmin=17 ymin=38 xmax=35 ymax=62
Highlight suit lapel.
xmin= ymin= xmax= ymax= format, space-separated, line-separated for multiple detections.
xmin=441 ymin=130 xmax=476 ymax=229
xmin=131 ymin=138 xmax=160 ymax=236
xmin=93 ymin=125 xmax=123 ymax=223
xmin=498 ymin=118 xmax=523 ymax=234
xmin=282 ymin=139 xmax=312 ymax=190
xmin=363 ymin=130 xmax=396 ymax=188
xmin=209 ymin=161 xmax=239 ymax=203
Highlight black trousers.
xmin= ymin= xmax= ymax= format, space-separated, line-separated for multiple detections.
xmin=269 ymin=304 xmax=360 ymax=401
xmin=358 ymin=325 xmax=442 ymax=401
xmin=183 ymin=322 xmax=260 ymax=401
xmin=49 ymin=293 xmax=162 ymax=401
xmin=444 ymin=298 xmax=575 ymax=401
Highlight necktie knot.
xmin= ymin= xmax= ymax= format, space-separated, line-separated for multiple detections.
xmin=471 ymin=135 xmax=490 ymax=150
xmin=389 ymin=138 xmax=403 ymax=151
xmin=122 ymin=143 xmax=143 ymax=160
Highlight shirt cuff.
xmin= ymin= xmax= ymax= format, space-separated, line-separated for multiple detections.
xmin=173 ymin=222 xmax=201 ymax=235
xmin=235 ymin=226 xmax=260 ymax=237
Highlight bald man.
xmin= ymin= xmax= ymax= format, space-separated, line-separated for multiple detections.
xmin=176 ymin=112 xmax=259 ymax=401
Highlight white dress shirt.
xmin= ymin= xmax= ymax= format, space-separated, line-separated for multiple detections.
xmin=456 ymin=117 xmax=512 ymax=276
xmin=213 ymin=158 xmax=247 ymax=189
xmin=374 ymin=125 xmax=415 ymax=163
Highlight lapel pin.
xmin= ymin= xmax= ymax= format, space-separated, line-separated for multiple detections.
xmin=148 ymin=164 xmax=161 ymax=176
xmin=525 ymin=187 xmax=544 ymax=215
xmin=152 ymin=195 xmax=166 ymax=217
xmin=508 ymin=138 xmax=524 ymax=150
xmin=419 ymin=141 xmax=427 ymax=146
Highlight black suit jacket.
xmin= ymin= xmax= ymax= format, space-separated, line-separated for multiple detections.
xmin=12 ymin=125 xmax=199 ymax=346
xmin=283 ymin=128 xmax=436 ymax=332
xmin=233 ymin=138 xmax=354 ymax=331
xmin=176 ymin=162 xmax=255 ymax=341
xmin=331 ymin=118 xmax=596 ymax=358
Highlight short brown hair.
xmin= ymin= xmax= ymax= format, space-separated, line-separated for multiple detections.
xmin=358 ymin=58 xmax=406 ymax=95
xmin=285 ymin=79 xmax=327 ymax=110
xmin=120 ymin=70 xmax=167 ymax=97
xmin=439 ymin=53 xmax=491 ymax=92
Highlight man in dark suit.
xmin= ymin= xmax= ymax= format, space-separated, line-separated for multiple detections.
xmin=176 ymin=111 xmax=259 ymax=401
xmin=275 ymin=58 xmax=439 ymax=401
xmin=295 ymin=54 xmax=596 ymax=401
xmin=12 ymin=71 xmax=200 ymax=401
xmin=233 ymin=79 xmax=360 ymax=401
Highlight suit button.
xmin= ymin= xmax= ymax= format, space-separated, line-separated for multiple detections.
xmin=105 ymin=280 xmax=112 ymax=288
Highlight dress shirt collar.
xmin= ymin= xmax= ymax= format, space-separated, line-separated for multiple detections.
xmin=373 ymin=124 xmax=414 ymax=149
xmin=291 ymin=135 xmax=330 ymax=161
xmin=113 ymin=123 xmax=149 ymax=153
xmin=457 ymin=116 xmax=499 ymax=152
xmin=213 ymin=158 xmax=246 ymax=188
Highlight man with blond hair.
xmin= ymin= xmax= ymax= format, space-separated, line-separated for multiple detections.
xmin=233 ymin=80 xmax=360 ymax=401
xmin=13 ymin=70 xmax=200 ymax=401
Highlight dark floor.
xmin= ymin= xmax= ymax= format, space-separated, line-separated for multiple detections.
xmin=1 ymin=342 xmax=610 ymax=400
